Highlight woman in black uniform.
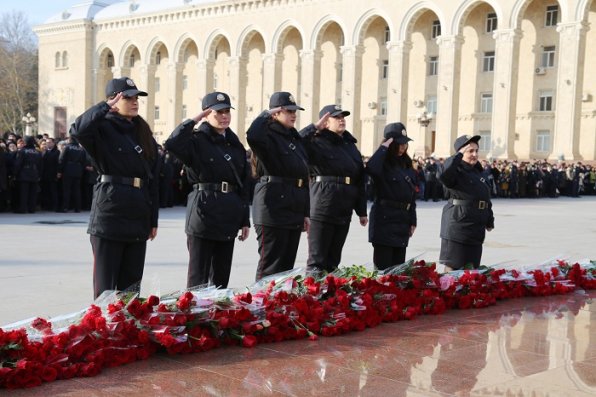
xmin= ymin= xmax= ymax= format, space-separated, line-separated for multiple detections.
xmin=247 ymin=91 xmax=310 ymax=280
xmin=164 ymin=92 xmax=250 ymax=288
xmin=366 ymin=122 xmax=417 ymax=270
xmin=300 ymin=104 xmax=368 ymax=273
xmin=71 ymin=77 xmax=160 ymax=298
xmin=439 ymin=135 xmax=494 ymax=270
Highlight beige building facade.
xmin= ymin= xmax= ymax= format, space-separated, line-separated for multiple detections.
xmin=34 ymin=0 xmax=596 ymax=160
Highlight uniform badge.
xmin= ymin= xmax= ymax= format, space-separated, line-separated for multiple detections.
xmin=288 ymin=95 xmax=296 ymax=103
xmin=217 ymin=93 xmax=225 ymax=101
xmin=334 ymin=105 xmax=341 ymax=110
xmin=402 ymin=129 xmax=407 ymax=136
xmin=126 ymin=79 xmax=135 ymax=86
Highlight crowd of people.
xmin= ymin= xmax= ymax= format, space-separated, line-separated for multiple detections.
xmin=1 ymin=78 xmax=594 ymax=299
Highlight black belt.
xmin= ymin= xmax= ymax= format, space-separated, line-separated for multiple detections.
xmin=260 ymin=176 xmax=306 ymax=188
xmin=194 ymin=182 xmax=237 ymax=193
xmin=378 ymin=199 xmax=411 ymax=210
xmin=100 ymin=175 xmax=143 ymax=188
xmin=450 ymin=198 xmax=489 ymax=210
xmin=314 ymin=175 xmax=352 ymax=185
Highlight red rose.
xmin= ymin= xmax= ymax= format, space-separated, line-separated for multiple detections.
xmin=242 ymin=335 xmax=257 ymax=348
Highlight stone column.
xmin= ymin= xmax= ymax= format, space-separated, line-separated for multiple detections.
xmin=551 ymin=22 xmax=588 ymax=161
xmin=167 ymin=62 xmax=184 ymax=131
xmin=434 ymin=35 xmax=464 ymax=158
xmin=228 ymin=56 xmax=247 ymax=136
xmin=340 ymin=45 xmax=364 ymax=141
xmin=139 ymin=65 xmax=156 ymax=125
xmin=197 ymin=58 xmax=214 ymax=99
xmin=262 ymin=52 xmax=282 ymax=110
xmin=490 ymin=29 xmax=522 ymax=159
xmin=386 ymin=40 xmax=412 ymax=124
xmin=299 ymin=49 xmax=322 ymax=126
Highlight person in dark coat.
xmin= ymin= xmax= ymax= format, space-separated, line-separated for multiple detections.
xmin=71 ymin=77 xmax=160 ymax=299
xmin=423 ymin=157 xmax=440 ymax=201
xmin=82 ymin=153 xmax=98 ymax=210
xmin=41 ymin=138 xmax=60 ymax=211
xmin=299 ymin=104 xmax=368 ymax=273
xmin=58 ymin=135 xmax=86 ymax=212
xmin=157 ymin=146 xmax=175 ymax=208
xmin=0 ymin=143 xmax=8 ymax=212
xmin=14 ymin=136 xmax=42 ymax=213
xmin=439 ymin=135 xmax=494 ymax=270
xmin=366 ymin=123 xmax=417 ymax=270
xmin=164 ymin=92 xmax=251 ymax=289
xmin=247 ymin=91 xmax=310 ymax=280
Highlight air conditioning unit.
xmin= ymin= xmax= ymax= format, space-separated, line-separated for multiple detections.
xmin=413 ymin=100 xmax=424 ymax=107
xmin=535 ymin=67 xmax=546 ymax=75
xmin=582 ymin=93 xmax=592 ymax=102
xmin=368 ymin=101 xmax=377 ymax=109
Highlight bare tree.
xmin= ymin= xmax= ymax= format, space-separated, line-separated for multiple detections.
xmin=0 ymin=11 xmax=37 ymax=136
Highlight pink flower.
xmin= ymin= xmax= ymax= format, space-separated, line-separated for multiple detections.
xmin=440 ymin=275 xmax=455 ymax=291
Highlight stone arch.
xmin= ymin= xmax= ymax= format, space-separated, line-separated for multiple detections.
xmin=272 ymin=20 xmax=305 ymax=54
xmin=203 ymin=29 xmax=232 ymax=59
xmin=452 ymin=0 xmax=505 ymax=33
xmin=311 ymin=15 xmax=347 ymax=49
xmin=145 ymin=37 xmax=170 ymax=65
xmin=173 ymin=34 xmax=199 ymax=64
xmin=236 ymin=25 xmax=269 ymax=57
xmin=119 ymin=41 xmax=142 ymax=67
xmin=400 ymin=1 xmax=446 ymax=40
xmin=352 ymin=8 xmax=393 ymax=45
xmin=577 ymin=0 xmax=593 ymax=21
xmin=511 ymin=0 xmax=565 ymax=28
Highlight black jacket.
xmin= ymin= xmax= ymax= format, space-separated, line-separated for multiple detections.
xmin=71 ymin=102 xmax=160 ymax=242
xmin=300 ymin=125 xmax=367 ymax=225
xmin=59 ymin=142 xmax=86 ymax=178
xmin=366 ymin=146 xmax=417 ymax=247
xmin=14 ymin=147 xmax=42 ymax=182
xmin=164 ymin=120 xmax=250 ymax=240
xmin=247 ymin=111 xmax=309 ymax=229
xmin=439 ymin=153 xmax=494 ymax=245
xmin=42 ymin=147 xmax=60 ymax=182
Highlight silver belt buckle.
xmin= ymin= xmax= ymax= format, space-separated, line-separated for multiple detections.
xmin=133 ymin=178 xmax=142 ymax=188
xmin=478 ymin=200 xmax=486 ymax=209
xmin=406 ymin=203 xmax=411 ymax=210
xmin=297 ymin=179 xmax=304 ymax=188
xmin=221 ymin=181 xmax=229 ymax=193
xmin=345 ymin=176 xmax=351 ymax=184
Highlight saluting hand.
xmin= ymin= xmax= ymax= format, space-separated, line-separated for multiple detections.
xmin=192 ymin=109 xmax=212 ymax=123
xmin=382 ymin=137 xmax=393 ymax=148
xmin=268 ymin=107 xmax=283 ymax=116
xmin=238 ymin=226 xmax=250 ymax=241
xmin=106 ymin=92 xmax=123 ymax=113
xmin=314 ymin=112 xmax=331 ymax=131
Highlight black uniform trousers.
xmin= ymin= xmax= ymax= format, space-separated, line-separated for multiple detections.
xmin=187 ymin=235 xmax=235 ymax=289
xmin=90 ymin=235 xmax=146 ymax=299
xmin=306 ymin=220 xmax=350 ymax=273
xmin=18 ymin=181 xmax=38 ymax=213
xmin=372 ymin=243 xmax=407 ymax=271
xmin=41 ymin=180 xmax=58 ymax=211
xmin=439 ymin=238 xmax=483 ymax=270
xmin=255 ymin=224 xmax=301 ymax=280
xmin=62 ymin=176 xmax=82 ymax=211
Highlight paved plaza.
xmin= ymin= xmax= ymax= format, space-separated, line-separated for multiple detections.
xmin=1 ymin=198 xmax=596 ymax=396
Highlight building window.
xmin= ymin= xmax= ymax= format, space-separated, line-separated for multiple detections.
xmin=182 ymin=105 xmax=187 ymax=120
xmin=480 ymin=93 xmax=493 ymax=113
xmin=156 ymin=51 xmax=161 ymax=65
xmin=479 ymin=131 xmax=491 ymax=151
xmin=62 ymin=51 xmax=68 ymax=68
xmin=154 ymin=106 xmax=160 ymax=120
xmin=541 ymin=46 xmax=556 ymax=68
xmin=384 ymin=26 xmax=390 ymax=43
xmin=536 ymin=130 xmax=551 ymax=152
xmin=426 ymin=96 xmax=437 ymax=114
xmin=55 ymin=52 xmax=61 ymax=68
xmin=107 ymin=54 xmax=114 ymax=68
xmin=380 ymin=97 xmax=387 ymax=116
xmin=155 ymin=77 xmax=160 ymax=92
xmin=182 ymin=75 xmax=188 ymax=90
xmin=429 ymin=56 xmax=438 ymax=76
xmin=486 ymin=13 xmax=498 ymax=33
xmin=539 ymin=91 xmax=554 ymax=111
xmin=129 ymin=54 xmax=135 ymax=67
xmin=483 ymin=51 xmax=495 ymax=72
xmin=431 ymin=20 xmax=441 ymax=39
xmin=381 ymin=60 xmax=389 ymax=79
xmin=545 ymin=5 xmax=559 ymax=27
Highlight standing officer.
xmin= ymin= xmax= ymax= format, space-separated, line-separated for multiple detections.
xmin=439 ymin=135 xmax=494 ymax=270
xmin=164 ymin=92 xmax=250 ymax=289
xmin=299 ymin=104 xmax=367 ymax=273
xmin=71 ymin=77 xmax=160 ymax=299
xmin=58 ymin=135 xmax=86 ymax=212
xmin=14 ymin=136 xmax=42 ymax=213
xmin=247 ymin=91 xmax=310 ymax=280
xmin=41 ymin=138 xmax=60 ymax=211
xmin=366 ymin=123 xmax=417 ymax=269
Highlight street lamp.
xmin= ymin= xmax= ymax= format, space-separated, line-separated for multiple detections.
xmin=22 ymin=112 xmax=36 ymax=137
xmin=417 ymin=110 xmax=434 ymax=127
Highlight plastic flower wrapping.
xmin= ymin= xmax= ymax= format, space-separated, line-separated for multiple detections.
xmin=1 ymin=259 xmax=595 ymax=389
